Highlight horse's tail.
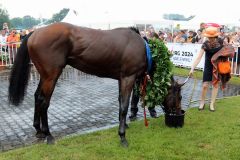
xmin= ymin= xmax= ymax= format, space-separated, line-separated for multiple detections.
xmin=9 ymin=32 xmax=34 ymax=106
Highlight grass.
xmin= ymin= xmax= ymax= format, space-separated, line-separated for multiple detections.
xmin=1 ymin=96 xmax=240 ymax=160
xmin=172 ymin=66 xmax=240 ymax=86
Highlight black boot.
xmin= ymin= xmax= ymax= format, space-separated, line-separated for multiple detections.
xmin=149 ymin=107 xmax=158 ymax=118
xmin=129 ymin=111 xmax=137 ymax=121
xmin=129 ymin=82 xmax=139 ymax=121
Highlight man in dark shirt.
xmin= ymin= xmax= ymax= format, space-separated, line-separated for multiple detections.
xmin=20 ymin=30 xmax=27 ymax=41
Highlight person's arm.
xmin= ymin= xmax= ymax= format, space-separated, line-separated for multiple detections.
xmin=189 ymin=48 xmax=205 ymax=76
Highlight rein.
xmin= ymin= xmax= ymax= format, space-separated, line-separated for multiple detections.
xmin=141 ymin=73 xmax=151 ymax=127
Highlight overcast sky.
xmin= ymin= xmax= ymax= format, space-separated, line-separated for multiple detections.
xmin=1 ymin=0 xmax=240 ymax=23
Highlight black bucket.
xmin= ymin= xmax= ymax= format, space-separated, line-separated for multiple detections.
xmin=165 ymin=110 xmax=185 ymax=128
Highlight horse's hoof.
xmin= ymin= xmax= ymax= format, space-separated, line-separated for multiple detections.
xmin=46 ymin=135 xmax=55 ymax=145
xmin=120 ymin=139 xmax=128 ymax=148
xmin=36 ymin=131 xmax=46 ymax=139
xmin=125 ymin=123 xmax=129 ymax=129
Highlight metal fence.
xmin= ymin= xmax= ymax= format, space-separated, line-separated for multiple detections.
xmin=1 ymin=42 xmax=240 ymax=76
xmin=230 ymin=46 xmax=240 ymax=76
xmin=0 ymin=43 xmax=20 ymax=66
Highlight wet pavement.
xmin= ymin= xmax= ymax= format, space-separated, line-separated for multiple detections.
xmin=0 ymin=67 xmax=239 ymax=152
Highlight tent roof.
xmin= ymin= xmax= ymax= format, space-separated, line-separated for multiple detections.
xmin=62 ymin=9 xmax=174 ymax=29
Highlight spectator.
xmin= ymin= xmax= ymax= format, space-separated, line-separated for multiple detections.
xmin=0 ymin=29 xmax=8 ymax=52
xmin=223 ymin=35 xmax=230 ymax=45
xmin=230 ymin=31 xmax=240 ymax=75
xmin=173 ymin=30 xmax=186 ymax=43
xmin=20 ymin=29 xmax=27 ymax=41
xmin=140 ymin=31 xmax=148 ymax=42
xmin=195 ymin=29 xmax=205 ymax=43
xmin=151 ymin=32 xmax=159 ymax=40
xmin=219 ymin=27 xmax=225 ymax=40
xmin=146 ymin=31 xmax=151 ymax=39
xmin=158 ymin=31 xmax=165 ymax=41
xmin=165 ymin=32 xmax=173 ymax=42
xmin=189 ymin=27 xmax=223 ymax=112
xmin=187 ymin=30 xmax=196 ymax=43
xmin=200 ymin=22 xmax=205 ymax=30
xmin=2 ymin=22 xmax=9 ymax=34
xmin=7 ymin=30 xmax=20 ymax=64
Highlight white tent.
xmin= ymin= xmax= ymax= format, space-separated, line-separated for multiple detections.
xmin=62 ymin=9 xmax=174 ymax=30
xmin=62 ymin=9 xmax=109 ymax=27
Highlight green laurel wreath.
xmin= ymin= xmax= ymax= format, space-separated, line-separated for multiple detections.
xmin=144 ymin=39 xmax=173 ymax=108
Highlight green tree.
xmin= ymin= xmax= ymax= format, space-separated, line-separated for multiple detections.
xmin=47 ymin=8 xmax=69 ymax=24
xmin=22 ymin=15 xmax=40 ymax=29
xmin=0 ymin=5 xmax=10 ymax=29
xmin=10 ymin=17 xmax=23 ymax=28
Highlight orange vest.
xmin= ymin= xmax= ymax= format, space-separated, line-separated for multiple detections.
xmin=7 ymin=34 xmax=20 ymax=48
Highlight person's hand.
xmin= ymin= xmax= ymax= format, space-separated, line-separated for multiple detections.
xmin=189 ymin=68 xmax=194 ymax=77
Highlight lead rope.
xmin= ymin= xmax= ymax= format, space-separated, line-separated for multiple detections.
xmin=188 ymin=73 xmax=197 ymax=108
xmin=141 ymin=73 xmax=151 ymax=127
xmin=185 ymin=73 xmax=197 ymax=120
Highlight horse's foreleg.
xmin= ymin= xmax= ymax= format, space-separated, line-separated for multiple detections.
xmin=118 ymin=75 xmax=136 ymax=147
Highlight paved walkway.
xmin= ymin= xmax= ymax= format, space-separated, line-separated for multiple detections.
xmin=0 ymin=67 xmax=239 ymax=152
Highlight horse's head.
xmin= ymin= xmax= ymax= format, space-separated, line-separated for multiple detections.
xmin=162 ymin=76 xmax=186 ymax=115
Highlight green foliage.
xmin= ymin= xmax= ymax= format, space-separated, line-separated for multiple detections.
xmin=47 ymin=8 xmax=69 ymax=24
xmin=0 ymin=6 xmax=10 ymax=29
xmin=9 ymin=16 xmax=40 ymax=29
xmin=10 ymin=17 xmax=23 ymax=28
xmin=1 ymin=6 xmax=69 ymax=29
xmin=0 ymin=54 xmax=9 ymax=62
xmin=22 ymin=15 xmax=40 ymax=29
xmin=144 ymin=39 xmax=173 ymax=108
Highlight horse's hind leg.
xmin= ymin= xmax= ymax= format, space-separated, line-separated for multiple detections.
xmin=36 ymin=69 xmax=62 ymax=144
xmin=118 ymin=75 xmax=136 ymax=147
xmin=33 ymin=79 xmax=45 ymax=138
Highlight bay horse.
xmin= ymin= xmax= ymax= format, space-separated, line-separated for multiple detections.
xmin=8 ymin=22 xmax=147 ymax=147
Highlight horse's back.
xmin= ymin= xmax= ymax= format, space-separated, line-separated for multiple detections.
xmin=27 ymin=22 xmax=146 ymax=79
xmin=67 ymin=26 xmax=146 ymax=79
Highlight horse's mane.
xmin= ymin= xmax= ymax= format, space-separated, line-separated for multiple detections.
xmin=129 ymin=27 xmax=140 ymax=35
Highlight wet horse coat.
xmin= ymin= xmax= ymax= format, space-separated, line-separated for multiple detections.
xmin=9 ymin=22 xmax=147 ymax=146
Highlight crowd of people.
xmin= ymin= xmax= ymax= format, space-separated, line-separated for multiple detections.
xmin=0 ymin=23 xmax=30 ymax=63
xmin=140 ymin=25 xmax=240 ymax=46
xmin=0 ymin=23 xmax=29 ymax=50
xmin=139 ymin=24 xmax=240 ymax=75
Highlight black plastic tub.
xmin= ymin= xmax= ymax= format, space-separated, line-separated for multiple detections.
xmin=165 ymin=110 xmax=185 ymax=128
